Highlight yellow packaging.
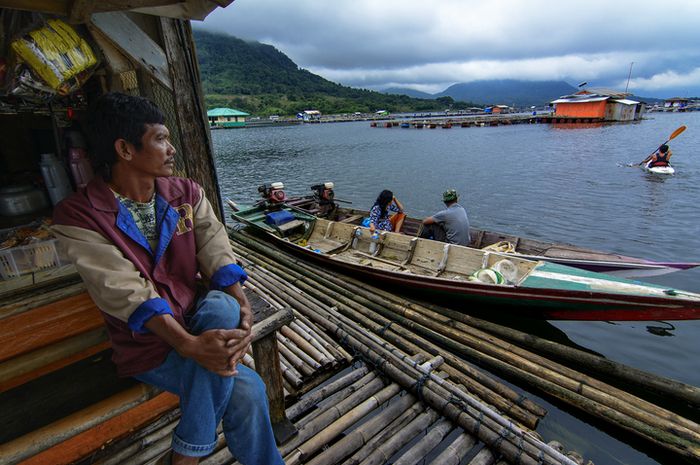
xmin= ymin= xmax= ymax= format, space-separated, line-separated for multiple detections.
xmin=11 ymin=19 xmax=97 ymax=94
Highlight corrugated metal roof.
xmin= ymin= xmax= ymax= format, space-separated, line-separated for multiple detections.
xmin=585 ymin=88 xmax=631 ymax=98
xmin=551 ymin=96 xmax=609 ymax=104
xmin=611 ymin=99 xmax=640 ymax=105
xmin=207 ymin=107 xmax=249 ymax=116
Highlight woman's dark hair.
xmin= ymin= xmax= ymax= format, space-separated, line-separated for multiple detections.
xmin=374 ymin=190 xmax=393 ymax=218
xmin=659 ymin=144 xmax=669 ymax=153
xmin=82 ymin=92 xmax=165 ymax=179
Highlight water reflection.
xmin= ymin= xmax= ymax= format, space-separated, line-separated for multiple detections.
xmin=645 ymin=321 xmax=676 ymax=337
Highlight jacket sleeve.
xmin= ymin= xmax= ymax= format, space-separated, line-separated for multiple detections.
xmin=52 ymin=224 xmax=172 ymax=331
xmin=192 ymin=187 xmax=247 ymax=289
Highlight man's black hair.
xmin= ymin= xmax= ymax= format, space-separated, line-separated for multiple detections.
xmin=83 ymin=92 xmax=165 ymax=179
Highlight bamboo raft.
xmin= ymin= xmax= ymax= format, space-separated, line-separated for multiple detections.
xmin=3 ymin=229 xmax=699 ymax=463
xmin=225 ymin=229 xmax=700 ymax=463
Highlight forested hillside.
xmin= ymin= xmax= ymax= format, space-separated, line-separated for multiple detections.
xmin=193 ymin=29 xmax=472 ymax=115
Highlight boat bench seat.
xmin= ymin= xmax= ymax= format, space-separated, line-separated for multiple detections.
xmin=276 ymin=219 xmax=305 ymax=235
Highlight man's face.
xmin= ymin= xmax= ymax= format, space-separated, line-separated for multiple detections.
xmin=127 ymin=123 xmax=176 ymax=178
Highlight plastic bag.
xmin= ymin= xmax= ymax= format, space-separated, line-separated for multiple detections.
xmin=11 ymin=19 xmax=97 ymax=95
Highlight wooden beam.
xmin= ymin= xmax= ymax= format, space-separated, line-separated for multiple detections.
xmin=89 ymin=11 xmax=172 ymax=90
xmin=0 ymin=292 xmax=102 ymax=363
xmin=158 ymin=17 xmax=222 ymax=218
xmin=18 ymin=392 xmax=178 ymax=465
xmin=0 ymin=384 xmax=161 ymax=464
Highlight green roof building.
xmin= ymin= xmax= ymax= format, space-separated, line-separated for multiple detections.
xmin=207 ymin=108 xmax=250 ymax=128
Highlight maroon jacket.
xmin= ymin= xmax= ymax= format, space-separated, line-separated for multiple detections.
xmin=53 ymin=176 xmax=244 ymax=376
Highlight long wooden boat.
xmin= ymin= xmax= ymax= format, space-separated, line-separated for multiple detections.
xmin=285 ymin=197 xmax=700 ymax=279
xmin=231 ymin=203 xmax=700 ymax=321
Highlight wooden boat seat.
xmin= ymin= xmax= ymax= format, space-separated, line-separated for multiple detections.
xmin=276 ymin=219 xmax=305 ymax=235
xmin=339 ymin=214 xmax=364 ymax=224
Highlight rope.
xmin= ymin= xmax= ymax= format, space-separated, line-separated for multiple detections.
xmin=377 ymin=321 xmax=393 ymax=336
xmin=412 ymin=373 xmax=430 ymax=402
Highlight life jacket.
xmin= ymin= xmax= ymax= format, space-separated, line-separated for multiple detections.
xmin=649 ymin=149 xmax=671 ymax=167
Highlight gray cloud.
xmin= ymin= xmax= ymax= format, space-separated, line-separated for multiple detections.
xmin=198 ymin=0 xmax=700 ymax=97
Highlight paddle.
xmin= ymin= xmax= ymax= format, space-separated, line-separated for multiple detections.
xmin=635 ymin=125 xmax=686 ymax=166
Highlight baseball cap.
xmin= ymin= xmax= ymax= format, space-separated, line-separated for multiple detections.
xmin=442 ymin=189 xmax=458 ymax=202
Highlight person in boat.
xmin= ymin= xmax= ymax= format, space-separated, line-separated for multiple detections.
xmin=420 ymin=189 xmax=471 ymax=246
xmin=52 ymin=93 xmax=283 ymax=465
xmin=644 ymin=144 xmax=672 ymax=168
xmin=368 ymin=189 xmax=406 ymax=233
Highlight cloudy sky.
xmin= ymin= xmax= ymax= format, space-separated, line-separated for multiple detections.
xmin=198 ymin=0 xmax=700 ymax=98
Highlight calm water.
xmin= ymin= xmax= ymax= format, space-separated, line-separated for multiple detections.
xmin=212 ymin=112 xmax=700 ymax=464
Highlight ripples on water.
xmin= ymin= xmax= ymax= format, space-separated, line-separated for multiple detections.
xmin=213 ymin=112 xmax=699 ymax=464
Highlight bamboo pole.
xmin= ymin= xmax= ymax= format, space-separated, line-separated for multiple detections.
xmin=345 ymin=399 xmax=427 ymax=465
xmin=276 ymin=333 xmax=318 ymax=374
xmin=304 ymin=392 xmax=419 ymax=465
xmin=392 ymin=417 xmax=454 ymax=465
xmin=466 ymin=447 xmax=497 ymax=465
xmin=293 ymin=309 xmax=352 ymax=362
xmin=280 ymin=373 xmax=385 ymax=455
xmin=285 ymin=383 xmax=402 ymax=465
xmin=319 ymin=305 xmax=578 ymax=465
xmin=395 ymin=295 xmax=700 ymax=438
xmin=305 ymin=372 xmax=379 ymax=425
xmin=427 ymin=431 xmax=477 ymax=465
xmin=289 ymin=320 xmax=336 ymax=363
xmin=280 ymin=325 xmax=330 ymax=366
xmin=358 ymin=409 xmax=441 ymax=465
xmin=420 ymin=296 xmax=700 ymax=408
xmin=285 ymin=364 xmax=369 ymax=420
xmin=97 ymin=415 xmax=179 ymax=465
xmin=277 ymin=337 xmax=311 ymax=377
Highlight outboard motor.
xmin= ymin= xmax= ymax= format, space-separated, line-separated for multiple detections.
xmin=258 ymin=182 xmax=287 ymax=208
xmin=310 ymin=181 xmax=337 ymax=217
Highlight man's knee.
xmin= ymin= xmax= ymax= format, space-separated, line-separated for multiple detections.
xmin=190 ymin=290 xmax=241 ymax=333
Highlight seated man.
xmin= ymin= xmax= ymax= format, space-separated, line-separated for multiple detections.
xmin=52 ymin=93 xmax=283 ymax=465
xmin=420 ymin=189 xmax=471 ymax=246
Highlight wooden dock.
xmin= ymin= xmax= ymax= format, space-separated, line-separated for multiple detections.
xmin=370 ymin=114 xmax=606 ymax=128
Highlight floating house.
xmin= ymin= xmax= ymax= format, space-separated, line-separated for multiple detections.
xmin=297 ymin=109 xmax=322 ymax=121
xmin=207 ymin=107 xmax=249 ymax=128
xmin=664 ymin=97 xmax=689 ymax=111
xmin=550 ymin=88 xmax=645 ymax=121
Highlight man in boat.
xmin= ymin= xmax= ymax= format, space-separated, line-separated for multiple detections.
xmin=52 ymin=93 xmax=283 ymax=465
xmin=419 ymin=189 xmax=471 ymax=246
xmin=644 ymin=144 xmax=672 ymax=168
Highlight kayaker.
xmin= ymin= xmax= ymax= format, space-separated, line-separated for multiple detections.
xmin=420 ymin=189 xmax=471 ymax=246
xmin=369 ymin=189 xmax=406 ymax=233
xmin=52 ymin=93 xmax=283 ymax=465
xmin=645 ymin=144 xmax=672 ymax=168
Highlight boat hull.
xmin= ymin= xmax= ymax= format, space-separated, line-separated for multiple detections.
xmin=644 ymin=162 xmax=675 ymax=175
xmin=285 ymin=200 xmax=698 ymax=279
xmin=231 ymin=205 xmax=700 ymax=321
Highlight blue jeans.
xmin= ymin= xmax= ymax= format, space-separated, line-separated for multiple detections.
xmin=135 ymin=290 xmax=284 ymax=464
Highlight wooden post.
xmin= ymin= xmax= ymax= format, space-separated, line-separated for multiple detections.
xmin=251 ymin=307 xmax=297 ymax=444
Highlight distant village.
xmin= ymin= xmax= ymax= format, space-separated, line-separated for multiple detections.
xmin=207 ymin=89 xmax=700 ymax=129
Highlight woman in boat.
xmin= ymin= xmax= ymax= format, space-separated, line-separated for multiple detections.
xmin=646 ymin=144 xmax=672 ymax=167
xmin=369 ymin=189 xmax=405 ymax=233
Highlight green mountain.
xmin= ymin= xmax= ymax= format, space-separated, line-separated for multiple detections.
xmin=193 ymin=29 xmax=467 ymax=116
